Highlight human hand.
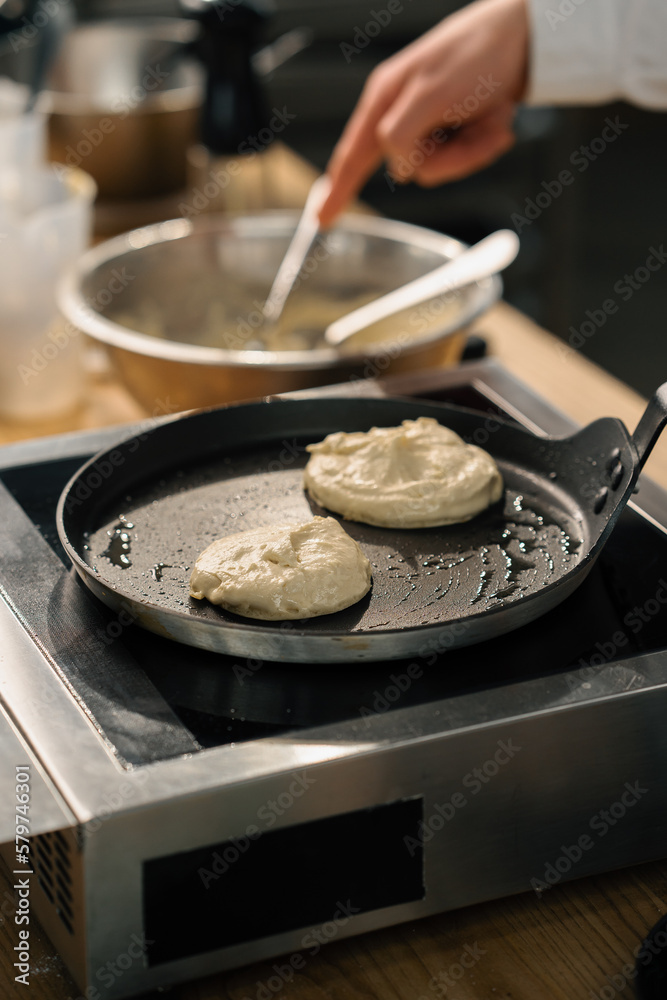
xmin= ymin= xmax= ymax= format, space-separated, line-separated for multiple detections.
xmin=318 ymin=0 xmax=529 ymax=228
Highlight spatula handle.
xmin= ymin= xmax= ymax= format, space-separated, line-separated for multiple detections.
xmin=632 ymin=383 xmax=667 ymax=471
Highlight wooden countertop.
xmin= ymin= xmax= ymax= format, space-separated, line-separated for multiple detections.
xmin=1 ymin=144 xmax=666 ymax=1000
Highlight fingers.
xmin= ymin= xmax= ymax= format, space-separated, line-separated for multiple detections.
xmin=321 ymin=102 xmax=516 ymax=226
xmin=318 ymin=0 xmax=527 ymax=227
xmin=317 ymin=135 xmax=383 ymax=229
xmin=405 ymin=104 xmax=517 ymax=186
xmin=377 ymin=76 xmax=447 ymax=168
xmin=318 ymin=65 xmax=407 ymax=228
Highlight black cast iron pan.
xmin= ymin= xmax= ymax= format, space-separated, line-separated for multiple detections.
xmin=56 ymin=388 xmax=667 ymax=663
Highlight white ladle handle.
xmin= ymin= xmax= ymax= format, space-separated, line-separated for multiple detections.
xmin=324 ymin=228 xmax=520 ymax=347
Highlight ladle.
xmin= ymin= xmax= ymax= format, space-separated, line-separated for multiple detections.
xmin=324 ymin=228 xmax=519 ymax=347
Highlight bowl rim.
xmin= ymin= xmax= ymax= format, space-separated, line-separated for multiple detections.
xmin=58 ymin=211 xmax=502 ymax=370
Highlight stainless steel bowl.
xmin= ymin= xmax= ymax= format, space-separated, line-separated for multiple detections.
xmin=42 ymin=19 xmax=202 ymax=199
xmin=59 ymin=212 xmax=502 ymax=412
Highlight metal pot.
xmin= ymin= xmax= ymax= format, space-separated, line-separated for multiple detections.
xmin=42 ymin=19 xmax=202 ymax=200
xmin=59 ymin=212 xmax=502 ymax=412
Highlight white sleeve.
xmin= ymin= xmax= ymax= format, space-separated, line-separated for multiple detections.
xmin=526 ymin=0 xmax=667 ymax=109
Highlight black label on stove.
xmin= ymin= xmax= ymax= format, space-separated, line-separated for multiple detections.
xmin=143 ymin=796 xmax=425 ymax=965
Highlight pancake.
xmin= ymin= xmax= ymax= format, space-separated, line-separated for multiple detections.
xmin=303 ymin=416 xmax=503 ymax=529
xmin=189 ymin=516 xmax=371 ymax=620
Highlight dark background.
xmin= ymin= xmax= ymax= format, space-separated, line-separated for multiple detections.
xmin=14 ymin=0 xmax=667 ymax=396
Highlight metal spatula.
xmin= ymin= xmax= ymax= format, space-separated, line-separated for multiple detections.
xmin=262 ymin=175 xmax=331 ymax=326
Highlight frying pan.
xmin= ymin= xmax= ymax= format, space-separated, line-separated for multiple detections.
xmin=56 ymin=388 xmax=667 ymax=663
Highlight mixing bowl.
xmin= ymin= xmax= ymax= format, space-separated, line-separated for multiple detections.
xmin=59 ymin=212 xmax=502 ymax=412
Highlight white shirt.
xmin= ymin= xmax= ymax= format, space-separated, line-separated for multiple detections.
xmin=527 ymin=0 xmax=667 ymax=109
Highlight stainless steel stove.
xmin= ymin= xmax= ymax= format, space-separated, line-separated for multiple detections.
xmin=1 ymin=359 xmax=667 ymax=1000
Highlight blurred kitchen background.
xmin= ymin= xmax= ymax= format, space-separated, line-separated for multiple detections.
xmin=2 ymin=0 xmax=665 ymax=398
